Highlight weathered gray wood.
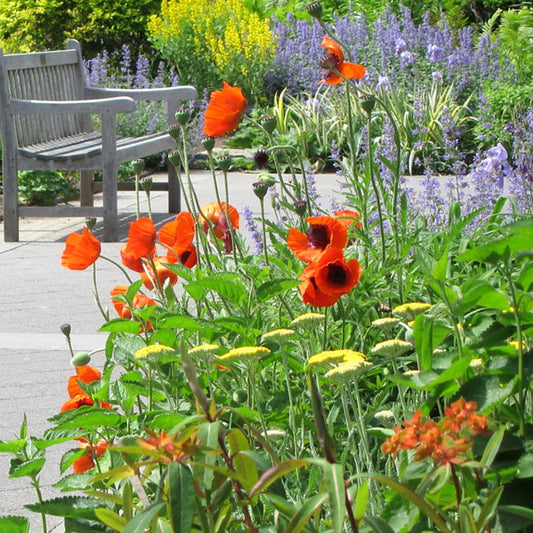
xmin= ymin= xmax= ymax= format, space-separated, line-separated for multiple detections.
xmin=0 ymin=40 xmax=197 ymax=242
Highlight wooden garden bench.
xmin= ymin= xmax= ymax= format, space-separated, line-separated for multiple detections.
xmin=0 ymin=39 xmax=197 ymax=242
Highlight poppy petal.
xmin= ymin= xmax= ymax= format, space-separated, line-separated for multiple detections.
xmin=124 ymin=217 xmax=156 ymax=259
xmin=61 ymin=228 xmax=101 ymax=270
xmin=339 ymin=62 xmax=366 ymax=80
xmin=203 ymin=82 xmax=247 ymax=137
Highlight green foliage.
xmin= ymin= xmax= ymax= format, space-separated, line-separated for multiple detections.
xmin=0 ymin=0 xmax=160 ymax=56
xmin=148 ymin=0 xmax=276 ymax=103
xmin=17 ymin=171 xmax=75 ymax=206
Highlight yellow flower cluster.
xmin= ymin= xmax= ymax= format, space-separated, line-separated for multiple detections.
xmin=149 ymin=0 xmax=275 ymax=80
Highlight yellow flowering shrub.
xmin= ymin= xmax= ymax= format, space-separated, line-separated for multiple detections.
xmin=148 ymin=0 xmax=276 ymax=102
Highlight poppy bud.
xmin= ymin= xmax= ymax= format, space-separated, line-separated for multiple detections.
xmin=253 ymin=149 xmax=269 ymax=169
xmin=167 ymin=124 xmax=181 ymax=143
xmin=217 ymin=155 xmax=233 ymax=171
xmin=202 ymin=137 xmax=215 ymax=153
xmin=293 ymin=200 xmax=308 ymax=216
xmin=260 ymin=115 xmax=277 ymax=134
xmin=252 ymin=181 xmax=270 ymax=200
xmin=258 ymin=173 xmax=276 ymax=187
xmin=168 ymin=151 xmax=181 ymax=168
xmin=175 ymin=110 xmax=190 ymax=125
xmin=131 ymin=159 xmax=145 ymax=176
xmin=306 ymin=1 xmax=323 ymax=19
xmin=232 ymin=388 xmax=248 ymax=403
xmin=60 ymin=323 xmax=71 ymax=337
xmin=71 ymin=351 xmax=91 ymax=367
xmin=85 ymin=217 xmax=97 ymax=231
xmin=141 ymin=178 xmax=153 ymax=193
xmin=360 ymin=95 xmax=376 ymax=115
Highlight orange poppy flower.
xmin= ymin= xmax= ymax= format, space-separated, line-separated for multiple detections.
xmin=120 ymin=245 xmax=147 ymax=273
xmin=61 ymin=394 xmax=95 ymax=412
xmin=72 ymin=439 xmax=109 ymax=473
xmin=110 ymin=286 xmax=156 ymax=320
xmin=67 ymin=365 xmax=102 ymax=399
xmin=61 ymin=227 xmax=101 ymax=270
xmin=141 ymin=257 xmax=178 ymax=290
xmin=124 ymin=217 xmax=157 ymax=259
xmin=299 ymin=248 xmax=361 ymax=307
xmin=203 ymin=81 xmax=247 ymax=137
xmin=319 ymin=36 xmax=366 ymax=85
xmin=199 ymin=202 xmax=240 ymax=239
xmin=288 ymin=216 xmax=347 ymax=262
xmin=333 ymin=210 xmax=362 ymax=230
xmin=158 ymin=211 xmax=197 ymax=267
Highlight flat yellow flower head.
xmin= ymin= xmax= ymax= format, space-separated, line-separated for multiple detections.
xmin=392 ymin=302 xmax=431 ymax=320
xmin=188 ymin=344 xmax=220 ymax=357
xmin=291 ymin=312 xmax=325 ymax=329
xmin=371 ymin=317 xmax=401 ymax=329
xmin=135 ymin=345 xmax=175 ymax=359
xmin=325 ymin=360 xmax=372 ymax=382
xmin=218 ymin=346 xmax=271 ymax=362
xmin=261 ymin=328 xmax=296 ymax=343
xmin=308 ymin=349 xmax=365 ymax=367
xmin=370 ymin=339 xmax=412 ymax=358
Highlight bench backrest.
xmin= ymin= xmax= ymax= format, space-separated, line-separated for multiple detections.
xmin=0 ymin=41 xmax=91 ymax=148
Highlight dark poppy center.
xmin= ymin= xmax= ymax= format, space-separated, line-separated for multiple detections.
xmin=180 ymin=250 xmax=191 ymax=265
xmin=327 ymin=264 xmax=347 ymax=285
xmin=307 ymin=224 xmax=330 ymax=249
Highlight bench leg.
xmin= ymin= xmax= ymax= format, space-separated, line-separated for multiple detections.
xmin=3 ymin=157 xmax=19 ymax=242
xmin=168 ymin=163 xmax=181 ymax=213
xmin=79 ymin=170 xmax=94 ymax=206
xmin=101 ymin=113 xmax=118 ymax=242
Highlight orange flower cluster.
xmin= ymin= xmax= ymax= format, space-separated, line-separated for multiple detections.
xmin=199 ymin=201 xmax=240 ymax=254
xmin=61 ymin=365 xmax=111 ymax=412
xmin=139 ymin=429 xmax=198 ymax=464
xmin=382 ymin=398 xmax=489 ymax=466
xmin=288 ymin=211 xmax=361 ymax=307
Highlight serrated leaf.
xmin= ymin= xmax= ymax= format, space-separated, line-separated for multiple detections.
xmin=9 ymin=457 xmax=45 ymax=478
xmin=0 ymin=516 xmax=29 ymax=533
xmin=0 ymin=439 xmax=26 ymax=454
xmin=185 ymin=277 xmax=248 ymax=305
xmin=99 ymin=318 xmax=142 ymax=334
xmin=256 ymin=279 xmax=301 ymax=303
xmin=167 ymin=462 xmax=195 ymax=533
xmin=457 ymin=375 xmax=516 ymax=412
xmin=26 ymin=496 xmax=103 ymax=519
xmin=54 ymin=410 xmax=125 ymax=431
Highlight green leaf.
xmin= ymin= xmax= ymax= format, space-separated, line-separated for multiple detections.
xmin=362 ymin=473 xmax=451 ymax=533
xmin=226 ymin=428 xmax=258 ymax=492
xmin=95 ymin=508 xmax=128 ymax=531
xmin=26 ymin=496 xmax=103 ymax=519
xmin=167 ymin=462 xmax=195 ymax=533
xmin=248 ymin=459 xmax=310 ymax=499
xmin=157 ymin=314 xmax=221 ymax=333
xmin=354 ymin=479 xmax=369 ymax=520
xmin=476 ymin=486 xmax=503 ymax=530
xmin=99 ymin=319 xmax=142 ymax=334
xmin=0 ymin=516 xmax=29 ymax=533
xmin=282 ymin=492 xmax=328 ymax=533
xmin=0 ymin=439 xmax=26 ymax=454
xmin=321 ymin=461 xmax=345 ymax=533
xmin=185 ymin=277 xmax=248 ymax=305
xmin=413 ymin=315 xmax=450 ymax=371
xmin=457 ymin=374 xmax=516 ymax=412
xmin=432 ymin=246 xmax=449 ymax=282
xmin=459 ymin=504 xmax=476 ymax=533
xmin=480 ymin=424 xmax=506 ymax=469
xmin=362 ymin=515 xmax=396 ymax=533
xmin=122 ymin=502 xmax=166 ymax=533
xmin=256 ymin=279 xmax=301 ymax=303
xmin=53 ymin=410 xmax=125 ymax=431
xmin=9 ymin=457 xmax=45 ymax=478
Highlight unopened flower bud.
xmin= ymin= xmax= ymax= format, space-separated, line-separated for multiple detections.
xmin=293 ymin=200 xmax=308 ymax=216
xmin=260 ymin=115 xmax=277 ymax=134
xmin=258 ymin=173 xmax=276 ymax=187
xmin=167 ymin=123 xmax=181 ymax=143
xmin=202 ymin=137 xmax=215 ymax=153
xmin=168 ymin=151 xmax=181 ymax=168
xmin=85 ymin=217 xmax=97 ymax=231
xmin=217 ymin=155 xmax=232 ymax=171
xmin=306 ymin=1 xmax=323 ymax=19
xmin=252 ymin=181 xmax=269 ymax=200
xmin=360 ymin=95 xmax=376 ymax=115
xmin=253 ymin=149 xmax=270 ymax=169
xmin=71 ymin=351 xmax=91 ymax=367
xmin=141 ymin=178 xmax=153 ymax=193
xmin=131 ymin=159 xmax=145 ymax=176
xmin=60 ymin=323 xmax=71 ymax=337
xmin=175 ymin=110 xmax=190 ymax=125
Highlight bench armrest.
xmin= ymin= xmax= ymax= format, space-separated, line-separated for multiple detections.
xmin=86 ymin=86 xmax=197 ymax=102
xmin=10 ymin=96 xmax=137 ymax=114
